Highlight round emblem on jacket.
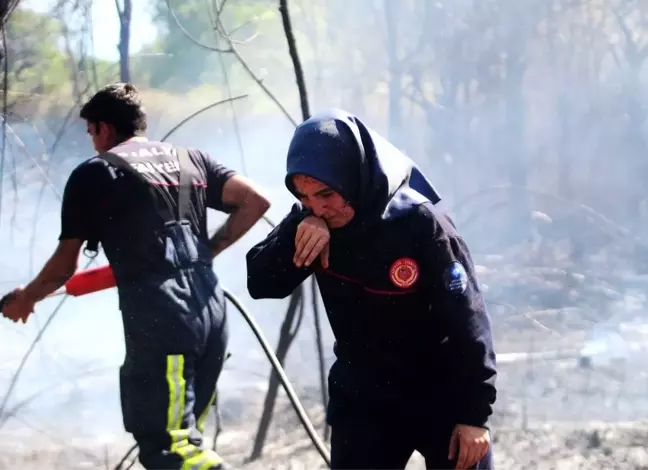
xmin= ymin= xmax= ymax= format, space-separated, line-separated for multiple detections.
xmin=389 ymin=257 xmax=419 ymax=288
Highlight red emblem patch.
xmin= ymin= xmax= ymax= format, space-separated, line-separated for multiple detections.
xmin=389 ymin=257 xmax=419 ymax=289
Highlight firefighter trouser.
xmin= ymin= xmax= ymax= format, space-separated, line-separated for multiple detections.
xmin=329 ymin=414 xmax=494 ymax=470
xmin=120 ymin=336 xmax=227 ymax=469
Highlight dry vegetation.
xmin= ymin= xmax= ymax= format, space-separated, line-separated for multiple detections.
xmin=3 ymin=0 xmax=648 ymax=468
xmin=3 ymin=396 xmax=648 ymax=470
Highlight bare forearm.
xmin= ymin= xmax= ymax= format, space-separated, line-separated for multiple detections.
xmin=23 ymin=255 xmax=76 ymax=302
xmin=210 ymin=202 xmax=269 ymax=257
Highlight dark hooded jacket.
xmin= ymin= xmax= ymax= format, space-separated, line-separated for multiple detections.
xmin=246 ymin=109 xmax=497 ymax=428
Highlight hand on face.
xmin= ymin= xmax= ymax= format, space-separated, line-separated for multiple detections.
xmin=291 ymin=175 xmax=355 ymax=229
xmin=294 ymin=216 xmax=330 ymax=269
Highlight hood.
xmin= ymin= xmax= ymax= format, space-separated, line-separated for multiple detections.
xmin=285 ymin=108 xmax=441 ymax=231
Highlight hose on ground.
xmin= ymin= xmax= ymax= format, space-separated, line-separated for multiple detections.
xmin=114 ymin=286 xmax=331 ymax=469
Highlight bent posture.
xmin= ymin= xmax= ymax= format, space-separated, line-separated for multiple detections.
xmin=2 ymin=83 xmax=270 ymax=470
xmin=246 ymin=109 xmax=497 ymax=470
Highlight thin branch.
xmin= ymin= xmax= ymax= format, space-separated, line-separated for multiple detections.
xmin=0 ymin=256 xmax=96 ymax=426
xmin=0 ymin=26 xmax=8 ymax=232
xmin=0 ymin=121 xmax=61 ymax=200
xmin=0 ymin=366 xmax=113 ymax=427
xmin=227 ymin=45 xmax=297 ymax=126
xmin=0 ymin=0 xmax=21 ymax=28
xmin=159 ymin=94 xmax=248 ymax=142
xmin=215 ymin=38 xmax=248 ymax=175
xmin=249 ymin=0 xmax=317 ymax=461
xmin=248 ymin=286 xmax=306 ymax=461
xmin=114 ymin=0 xmax=123 ymax=18
xmin=114 ymin=443 xmax=138 ymax=470
xmin=165 ymin=0 xmax=298 ymax=126
xmin=165 ymin=0 xmax=230 ymax=53
xmin=450 ymin=184 xmax=648 ymax=248
xmin=155 ymin=88 xmax=278 ymax=228
xmin=279 ymin=0 xmax=310 ymax=121
xmin=310 ymin=277 xmax=329 ymax=440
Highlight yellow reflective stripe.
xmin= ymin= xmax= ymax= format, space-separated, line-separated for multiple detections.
xmin=169 ymin=430 xmax=197 ymax=459
xmin=179 ymin=449 xmax=223 ymax=470
xmin=172 ymin=441 xmax=201 ymax=460
xmin=165 ymin=355 xmax=223 ymax=469
xmin=196 ymin=390 xmax=217 ymax=433
xmin=166 ymin=355 xmax=186 ymax=432
xmin=170 ymin=429 xmax=191 ymax=442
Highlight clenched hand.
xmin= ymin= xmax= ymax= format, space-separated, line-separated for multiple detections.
xmin=449 ymin=424 xmax=490 ymax=469
xmin=1 ymin=287 xmax=35 ymax=324
xmin=294 ymin=216 xmax=330 ymax=268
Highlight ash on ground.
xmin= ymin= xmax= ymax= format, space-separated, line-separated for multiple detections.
xmin=2 ymin=391 xmax=648 ymax=470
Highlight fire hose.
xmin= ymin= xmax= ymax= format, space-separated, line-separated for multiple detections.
xmin=0 ymin=265 xmax=331 ymax=468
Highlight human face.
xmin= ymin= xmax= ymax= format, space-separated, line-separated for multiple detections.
xmin=86 ymin=121 xmax=117 ymax=153
xmin=292 ymin=175 xmax=355 ymax=228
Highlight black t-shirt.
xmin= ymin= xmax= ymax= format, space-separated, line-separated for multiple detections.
xmin=59 ymin=139 xmax=236 ymax=245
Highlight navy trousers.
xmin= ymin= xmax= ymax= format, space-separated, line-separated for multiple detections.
xmin=118 ymin=266 xmax=229 ymax=470
xmin=330 ymin=416 xmax=494 ymax=469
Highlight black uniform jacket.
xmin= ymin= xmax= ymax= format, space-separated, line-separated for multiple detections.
xmin=246 ymin=109 xmax=497 ymax=428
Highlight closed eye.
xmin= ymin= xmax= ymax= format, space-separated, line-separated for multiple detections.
xmin=315 ymin=190 xmax=334 ymax=199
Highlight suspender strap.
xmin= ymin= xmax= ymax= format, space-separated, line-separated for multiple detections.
xmin=84 ymin=148 xmax=192 ymax=258
xmin=175 ymin=147 xmax=192 ymax=221
xmin=99 ymin=149 xmax=192 ymax=222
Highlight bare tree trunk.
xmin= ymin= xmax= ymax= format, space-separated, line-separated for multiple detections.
xmin=86 ymin=1 xmax=99 ymax=92
xmin=249 ymin=0 xmax=320 ymax=460
xmin=0 ymin=23 xmax=7 ymax=234
xmin=115 ymin=0 xmax=132 ymax=82
xmin=294 ymin=0 xmax=322 ymax=107
xmin=279 ymin=0 xmax=310 ymax=121
xmin=249 ymin=289 xmax=305 ymax=461
xmin=60 ymin=22 xmax=82 ymax=102
xmin=0 ymin=0 xmax=20 ymax=29
xmin=0 ymin=0 xmax=19 ymax=232
xmin=311 ymin=278 xmax=329 ymax=440
xmin=280 ymin=0 xmax=330 ymax=441
xmin=278 ymin=0 xmax=331 ymax=424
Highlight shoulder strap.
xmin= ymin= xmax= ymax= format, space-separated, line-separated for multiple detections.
xmin=100 ymin=149 xmax=193 ymax=221
xmin=83 ymin=149 xmax=193 ymax=258
xmin=176 ymin=147 xmax=192 ymax=221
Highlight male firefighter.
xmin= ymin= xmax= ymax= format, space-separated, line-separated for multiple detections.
xmin=2 ymin=83 xmax=270 ymax=470
xmin=246 ymin=109 xmax=497 ymax=469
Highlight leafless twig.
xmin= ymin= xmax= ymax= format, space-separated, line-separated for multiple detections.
xmin=165 ymin=0 xmax=297 ymax=126
xmin=0 ymin=257 xmax=96 ymax=427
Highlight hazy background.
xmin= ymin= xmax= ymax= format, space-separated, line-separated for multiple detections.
xmin=1 ymin=0 xmax=648 ymax=467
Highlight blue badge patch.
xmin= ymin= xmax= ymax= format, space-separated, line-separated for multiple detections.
xmin=443 ymin=262 xmax=468 ymax=294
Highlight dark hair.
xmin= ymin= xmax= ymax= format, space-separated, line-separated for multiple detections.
xmin=80 ymin=82 xmax=147 ymax=137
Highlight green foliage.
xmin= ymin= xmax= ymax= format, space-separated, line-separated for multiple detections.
xmin=148 ymin=0 xmax=216 ymax=90
xmin=4 ymin=0 xmax=371 ymax=111
xmin=5 ymin=8 xmax=69 ymax=96
xmin=149 ymin=0 xmax=292 ymax=92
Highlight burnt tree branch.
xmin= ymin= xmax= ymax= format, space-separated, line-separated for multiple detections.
xmin=249 ymin=0 xmax=330 ymax=459
xmin=279 ymin=0 xmax=310 ymax=120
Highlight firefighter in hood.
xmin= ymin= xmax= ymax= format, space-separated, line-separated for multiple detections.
xmin=2 ymin=83 xmax=271 ymax=469
xmin=246 ymin=109 xmax=497 ymax=469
